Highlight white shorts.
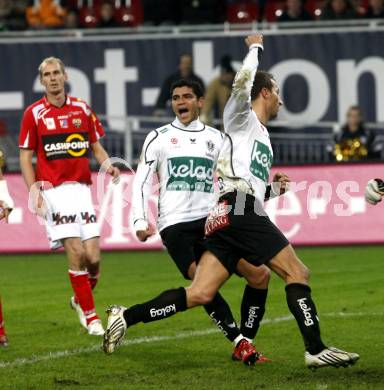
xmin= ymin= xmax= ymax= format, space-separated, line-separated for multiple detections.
xmin=43 ymin=183 xmax=100 ymax=250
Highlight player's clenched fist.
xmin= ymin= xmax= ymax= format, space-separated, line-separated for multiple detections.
xmin=365 ymin=178 xmax=384 ymax=205
xmin=245 ymin=34 xmax=263 ymax=48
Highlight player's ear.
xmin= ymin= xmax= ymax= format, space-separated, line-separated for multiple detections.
xmin=261 ymin=87 xmax=270 ymax=98
xmin=64 ymin=72 xmax=69 ymax=82
xmin=197 ymin=96 xmax=205 ymax=109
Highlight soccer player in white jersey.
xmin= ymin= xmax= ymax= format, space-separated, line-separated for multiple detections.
xmin=0 ymin=149 xmax=14 ymax=347
xmin=104 ymin=35 xmax=359 ymax=369
xmin=131 ymin=79 xmax=271 ymax=365
xmin=19 ymin=57 xmax=120 ymax=336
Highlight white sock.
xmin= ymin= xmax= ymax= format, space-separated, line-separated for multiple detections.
xmin=234 ymin=335 xmax=244 ymax=346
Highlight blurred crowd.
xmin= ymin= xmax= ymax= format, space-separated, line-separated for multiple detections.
xmin=0 ymin=0 xmax=383 ymax=31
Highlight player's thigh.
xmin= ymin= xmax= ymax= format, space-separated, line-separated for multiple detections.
xmin=268 ymin=244 xmax=309 ymax=284
xmin=186 ymin=251 xmax=230 ymax=307
xmin=83 ymin=237 xmax=100 ymax=264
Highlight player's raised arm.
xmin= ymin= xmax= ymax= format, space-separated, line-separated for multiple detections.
xmin=223 ymin=34 xmax=264 ymax=132
xmin=131 ymin=130 xmax=159 ymax=241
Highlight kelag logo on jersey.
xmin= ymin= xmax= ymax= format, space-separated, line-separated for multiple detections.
xmin=167 ymin=156 xmax=214 ymax=192
xmin=249 ymin=141 xmax=273 ymax=182
xmin=42 ymin=132 xmax=90 ymax=160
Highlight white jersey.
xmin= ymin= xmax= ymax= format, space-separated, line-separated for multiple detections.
xmin=217 ymin=44 xmax=273 ymax=206
xmin=132 ymin=117 xmax=224 ymax=232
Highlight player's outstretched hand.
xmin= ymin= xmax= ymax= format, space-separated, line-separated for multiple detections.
xmin=365 ymin=178 xmax=384 ymax=205
xmin=272 ymin=172 xmax=290 ymax=196
xmin=28 ymin=184 xmax=47 ymax=218
xmin=0 ymin=200 xmax=11 ymax=223
xmin=108 ymin=166 xmax=121 ymax=185
xmin=245 ymin=34 xmax=263 ymax=48
xmin=136 ymin=223 xmax=156 ymax=242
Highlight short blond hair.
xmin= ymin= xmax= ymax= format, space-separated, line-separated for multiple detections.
xmin=38 ymin=57 xmax=66 ymax=78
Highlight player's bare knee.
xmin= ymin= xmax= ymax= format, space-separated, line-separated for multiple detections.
xmin=288 ymin=262 xmax=309 ymax=284
xmin=246 ymin=266 xmax=270 ymax=289
xmin=258 ymin=266 xmax=271 ymax=287
xmin=301 ymin=264 xmax=310 ymax=282
xmin=67 ymin=244 xmax=86 ymax=261
xmin=187 ymin=262 xmax=197 ymax=280
xmin=188 ymin=287 xmax=214 ymax=306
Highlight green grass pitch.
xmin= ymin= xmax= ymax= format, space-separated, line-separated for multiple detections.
xmin=0 ymin=246 xmax=383 ymax=389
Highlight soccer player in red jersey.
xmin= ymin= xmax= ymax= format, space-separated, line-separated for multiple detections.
xmin=0 ymin=149 xmax=14 ymax=347
xmin=19 ymin=57 xmax=120 ymax=336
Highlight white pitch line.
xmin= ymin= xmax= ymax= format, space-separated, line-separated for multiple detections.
xmin=0 ymin=312 xmax=382 ymax=369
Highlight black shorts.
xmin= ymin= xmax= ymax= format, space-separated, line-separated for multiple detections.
xmin=204 ymin=191 xmax=289 ymax=275
xmin=160 ymin=218 xmax=207 ymax=280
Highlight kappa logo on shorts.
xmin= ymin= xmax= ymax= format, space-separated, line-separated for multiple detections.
xmin=205 ymin=200 xmax=230 ymax=236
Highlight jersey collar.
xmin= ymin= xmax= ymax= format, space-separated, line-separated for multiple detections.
xmin=43 ymin=95 xmax=70 ymax=108
xmin=172 ymin=117 xmax=205 ymax=131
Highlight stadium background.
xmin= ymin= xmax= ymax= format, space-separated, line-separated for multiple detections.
xmin=1 ymin=16 xmax=384 ymax=251
xmin=0 ymin=1 xmax=383 ymax=389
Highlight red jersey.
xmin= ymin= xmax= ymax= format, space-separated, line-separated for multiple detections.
xmin=19 ymin=95 xmax=105 ymax=187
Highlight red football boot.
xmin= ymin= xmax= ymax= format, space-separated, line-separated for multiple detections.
xmin=232 ymin=339 xmax=271 ymax=365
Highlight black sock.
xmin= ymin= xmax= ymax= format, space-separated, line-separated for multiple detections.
xmin=240 ymin=286 xmax=268 ymax=340
xmin=203 ymin=292 xmax=241 ymax=342
xmin=123 ymin=287 xmax=187 ymax=326
xmin=285 ymin=283 xmax=326 ymax=355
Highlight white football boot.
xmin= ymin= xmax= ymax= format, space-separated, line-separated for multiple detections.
xmin=305 ymin=347 xmax=360 ymax=369
xmin=87 ymin=319 xmax=105 ymax=336
xmin=103 ymin=305 xmax=128 ymax=354
xmin=70 ymin=297 xmax=87 ymax=329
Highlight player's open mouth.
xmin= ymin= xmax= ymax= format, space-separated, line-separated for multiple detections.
xmin=178 ymin=108 xmax=189 ymax=115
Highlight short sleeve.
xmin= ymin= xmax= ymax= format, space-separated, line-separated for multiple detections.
xmin=88 ymin=108 xmax=105 ymax=144
xmin=19 ymin=108 xmax=38 ymax=150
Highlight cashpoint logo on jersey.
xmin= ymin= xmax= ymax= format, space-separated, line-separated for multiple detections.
xmin=42 ymin=132 xmax=90 ymax=160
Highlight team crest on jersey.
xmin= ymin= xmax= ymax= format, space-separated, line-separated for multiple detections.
xmin=171 ymin=138 xmax=178 ymax=144
xmin=72 ymin=118 xmax=82 ymax=128
xmin=46 ymin=118 xmax=56 ymax=130
xmin=59 ymin=119 xmax=68 ymax=128
xmin=206 ymin=140 xmax=215 ymax=152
